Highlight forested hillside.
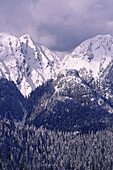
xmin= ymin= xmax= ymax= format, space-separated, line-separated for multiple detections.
xmin=0 ymin=117 xmax=113 ymax=169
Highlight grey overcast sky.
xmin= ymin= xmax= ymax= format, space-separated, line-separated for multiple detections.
xmin=0 ymin=0 xmax=113 ymax=51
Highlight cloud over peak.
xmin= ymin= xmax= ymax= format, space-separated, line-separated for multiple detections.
xmin=0 ymin=0 xmax=113 ymax=51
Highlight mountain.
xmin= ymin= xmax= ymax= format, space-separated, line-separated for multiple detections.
xmin=1 ymin=34 xmax=113 ymax=169
xmin=1 ymin=33 xmax=113 ymax=97
xmin=62 ymin=34 xmax=113 ymax=79
xmin=61 ymin=35 xmax=113 ymax=113
xmin=0 ymin=33 xmax=60 ymax=97
xmin=26 ymin=70 xmax=113 ymax=133
xmin=1 ymin=33 xmax=113 ymax=128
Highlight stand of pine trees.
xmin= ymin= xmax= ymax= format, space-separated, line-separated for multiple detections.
xmin=0 ymin=117 xmax=113 ymax=170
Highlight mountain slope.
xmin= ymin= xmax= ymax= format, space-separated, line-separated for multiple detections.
xmin=1 ymin=33 xmax=113 ymax=97
xmin=0 ymin=78 xmax=26 ymax=123
xmin=26 ymin=70 xmax=113 ymax=133
xmin=62 ymin=34 xmax=113 ymax=78
xmin=0 ymin=33 xmax=60 ymax=96
xmin=1 ymin=33 xmax=113 ymax=126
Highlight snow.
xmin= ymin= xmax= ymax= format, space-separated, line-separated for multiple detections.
xmin=0 ymin=33 xmax=113 ymax=98
xmin=0 ymin=33 xmax=60 ymax=97
xmin=62 ymin=34 xmax=113 ymax=78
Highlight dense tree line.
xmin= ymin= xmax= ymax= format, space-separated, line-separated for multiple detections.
xmin=0 ymin=117 xmax=113 ymax=170
xmin=0 ymin=79 xmax=26 ymax=121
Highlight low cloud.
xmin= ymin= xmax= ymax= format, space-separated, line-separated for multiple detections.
xmin=0 ymin=0 xmax=113 ymax=51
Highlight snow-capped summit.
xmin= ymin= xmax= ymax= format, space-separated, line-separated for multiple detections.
xmin=0 ymin=33 xmax=60 ymax=96
xmin=1 ymin=33 xmax=113 ymax=97
xmin=62 ymin=34 xmax=113 ymax=78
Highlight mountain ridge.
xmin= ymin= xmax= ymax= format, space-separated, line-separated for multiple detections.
xmin=1 ymin=33 xmax=113 ymax=97
xmin=0 ymin=33 xmax=60 ymax=96
xmin=1 ymin=33 xmax=113 ymax=116
xmin=62 ymin=34 xmax=113 ymax=78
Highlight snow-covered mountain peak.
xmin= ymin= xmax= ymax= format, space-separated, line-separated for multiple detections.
xmin=70 ymin=34 xmax=113 ymax=60
xmin=1 ymin=33 xmax=113 ymax=97
xmin=0 ymin=33 xmax=60 ymax=97
xmin=19 ymin=34 xmax=35 ymax=47
xmin=20 ymin=33 xmax=31 ymax=39
xmin=62 ymin=34 xmax=113 ymax=78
